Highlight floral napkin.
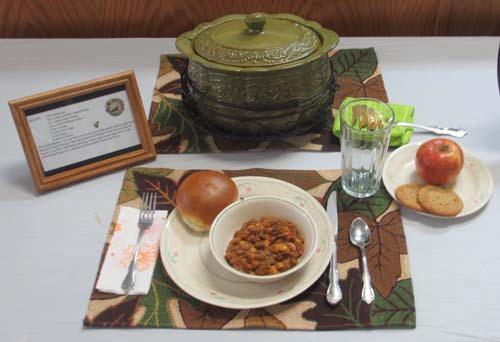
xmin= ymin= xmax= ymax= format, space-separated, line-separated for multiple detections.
xmin=96 ymin=206 xmax=168 ymax=295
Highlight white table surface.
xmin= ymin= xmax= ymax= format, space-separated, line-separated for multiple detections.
xmin=1 ymin=37 xmax=499 ymax=342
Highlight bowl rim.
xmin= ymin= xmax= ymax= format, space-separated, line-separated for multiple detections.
xmin=209 ymin=195 xmax=319 ymax=282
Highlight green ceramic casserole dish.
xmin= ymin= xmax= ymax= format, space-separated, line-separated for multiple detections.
xmin=176 ymin=13 xmax=340 ymax=137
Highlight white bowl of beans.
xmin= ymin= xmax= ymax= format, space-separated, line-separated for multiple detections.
xmin=209 ymin=196 xmax=319 ymax=283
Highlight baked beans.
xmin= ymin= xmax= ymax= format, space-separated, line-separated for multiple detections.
xmin=225 ymin=217 xmax=304 ymax=276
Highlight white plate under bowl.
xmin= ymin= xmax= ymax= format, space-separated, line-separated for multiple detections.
xmin=159 ymin=176 xmax=334 ymax=309
xmin=382 ymin=143 xmax=493 ymax=218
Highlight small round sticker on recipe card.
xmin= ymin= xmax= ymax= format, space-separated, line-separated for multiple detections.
xmin=106 ymin=98 xmax=125 ymax=116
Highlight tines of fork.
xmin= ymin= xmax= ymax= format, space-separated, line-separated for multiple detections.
xmin=139 ymin=192 xmax=156 ymax=225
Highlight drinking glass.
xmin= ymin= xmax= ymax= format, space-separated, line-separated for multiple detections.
xmin=340 ymin=98 xmax=394 ymax=198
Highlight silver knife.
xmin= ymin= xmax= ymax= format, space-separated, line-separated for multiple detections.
xmin=326 ymin=191 xmax=342 ymax=305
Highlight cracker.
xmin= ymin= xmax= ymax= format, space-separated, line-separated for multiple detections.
xmin=418 ymin=185 xmax=463 ymax=217
xmin=395 ymin=184 xmax=425 ymax=212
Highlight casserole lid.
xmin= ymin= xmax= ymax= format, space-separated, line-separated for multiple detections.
xmin=176 ymin=13 xmax=339 ymax=71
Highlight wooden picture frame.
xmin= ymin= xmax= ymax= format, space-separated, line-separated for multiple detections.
xmin=9 ymin=70 xmax=156 ymax=192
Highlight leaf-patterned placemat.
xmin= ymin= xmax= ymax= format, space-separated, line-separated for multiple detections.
xmin=149 ymin=48 xmax=388 ymax=153
xmin=84 ymin=168 xmax=415 ymax=330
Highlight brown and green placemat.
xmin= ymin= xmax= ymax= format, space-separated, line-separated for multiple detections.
xmin=149 ymin=48 xmax=388 ymax=153
xmin=84 ymin=167 xmax=415 ymax=330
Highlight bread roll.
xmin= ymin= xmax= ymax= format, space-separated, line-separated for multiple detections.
xmin=176 ymin=171 xmax=238 ymax=232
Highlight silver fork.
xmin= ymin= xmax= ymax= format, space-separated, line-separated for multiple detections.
xmin=394 ymin=122 xmax=467 ymax=138
xmin=121 ymin=192 xmax=157 ymax=294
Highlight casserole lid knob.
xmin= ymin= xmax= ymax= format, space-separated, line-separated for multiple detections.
xmin=245 ymin=13 xmax=266 ymax=33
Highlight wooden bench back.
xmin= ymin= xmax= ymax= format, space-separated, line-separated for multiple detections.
xmin=1 ymin=0 xmax=498 ymax=37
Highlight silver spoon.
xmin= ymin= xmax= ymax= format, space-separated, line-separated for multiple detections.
xmin=350 ymin=217 xmax=375 ymax=304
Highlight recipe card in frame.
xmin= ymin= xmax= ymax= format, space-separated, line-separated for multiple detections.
xmin=9 ymin=70 xmax=156 ymax=192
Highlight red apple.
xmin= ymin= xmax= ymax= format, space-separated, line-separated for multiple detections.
xmin=415 ymin=138 xmax=464 ymax=185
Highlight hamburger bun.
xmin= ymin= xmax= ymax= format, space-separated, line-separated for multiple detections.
xmin=176 ymin=171 xmax=238 ymax=232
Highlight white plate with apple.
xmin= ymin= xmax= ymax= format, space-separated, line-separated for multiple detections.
xmin=382 ymin=141 xmax=493 ymax=218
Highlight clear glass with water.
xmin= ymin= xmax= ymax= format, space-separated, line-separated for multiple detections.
xmin=340 ymin=98 xmax=394 ymax=198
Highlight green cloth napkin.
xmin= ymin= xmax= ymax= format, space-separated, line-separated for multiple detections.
xmin=332 ymin=97 xmax=415 ymax=146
